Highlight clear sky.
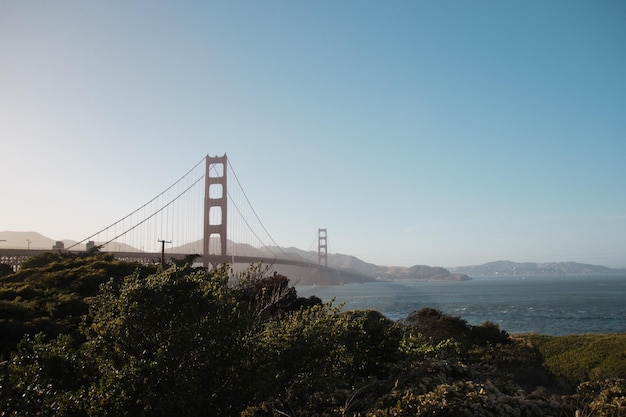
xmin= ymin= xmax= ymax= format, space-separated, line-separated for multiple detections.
xmin=1 ymin=1 xmax=625 ymax=268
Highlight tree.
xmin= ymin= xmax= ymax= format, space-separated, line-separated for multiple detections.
xmin=0 ymin=333 xmax=95 ymax=417
xmin=85 ymin=264 xmax=252 ymax=416
xmin=0 ymin=253 xmax=151 ymax=359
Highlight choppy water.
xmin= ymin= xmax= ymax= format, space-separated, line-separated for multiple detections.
xmin=297 ymin=274 xmax=626 ymax=335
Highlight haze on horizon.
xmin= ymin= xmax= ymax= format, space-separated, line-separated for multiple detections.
xmin=1 ymin=1 xmax=625 ymax=269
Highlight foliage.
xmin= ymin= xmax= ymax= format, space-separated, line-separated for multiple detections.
xmin=0 ymin=255 xmax=624 ymax=416
xmin=84 ymin=264 xmax=254 ymax=416
xmin=0 ymin=264 xmax=12 ymax=278
xmin=575 ymin=378 xmax=626 ymax=417
xmin=0 ymin=333 xmax=95 ymax=416
xmin=524 ymin=333 xmax=626 ymax=384
xmin=0 ymin=252 xmax=155 ymax=359
xmin=403 ymin=308 xmax=510 ymax=350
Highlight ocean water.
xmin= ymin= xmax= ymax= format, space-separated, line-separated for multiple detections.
xmin=296 ymin=274 xmax=626 ymax=335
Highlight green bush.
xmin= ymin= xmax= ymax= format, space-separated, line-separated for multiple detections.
xmin=1 ymin=255 xmax=624 ymax=416
xmin=525 ymin=333 xmax=626 ymax=383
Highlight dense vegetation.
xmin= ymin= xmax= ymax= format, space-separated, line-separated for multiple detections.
xmin=0 ymin=253 xmax=624 ymax=416
xmin=524 ymin=334 xmax=626 ymax=384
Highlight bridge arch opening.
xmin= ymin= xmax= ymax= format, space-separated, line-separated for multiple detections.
xmin=208 ymin=163 xmax=224 ymax=178
xmin=209 ymin=206 xmax=223 ymax=225
xmin=208 ymin=233 xmax=225 ymax=255
xmin=209 ymin=183 xmax=223 ymax=199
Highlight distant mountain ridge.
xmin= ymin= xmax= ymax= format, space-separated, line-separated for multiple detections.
xmin=6 ymin=232 xmax=622 ymax=282
xmin=263 ymin=246 xmax=470 ymax=282
xmin=0 ymin=231 xmax=80 ymax=250
xmin=449 ymin=260 xmax=625 ymax=277
xmin=1 ymin=231 xmax=467 ymax=285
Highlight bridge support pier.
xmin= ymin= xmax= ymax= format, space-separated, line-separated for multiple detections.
xmin=203 ymin=154 xmax=228 ymax=268
xmin=318 ymin=228 xmax=327 ymax=266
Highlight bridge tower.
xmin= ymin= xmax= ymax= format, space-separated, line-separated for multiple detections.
xmin=203 ymin=154 xmax=228 ymax=268
xmin=318 ymin=228 xmax=327 ymax=266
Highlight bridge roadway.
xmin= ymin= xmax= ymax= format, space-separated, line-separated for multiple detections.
xmin=0 ymin=248 xmax=331 ymax=272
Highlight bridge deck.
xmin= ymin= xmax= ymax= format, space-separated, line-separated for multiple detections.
xmin=0 ymin=248 xmax=330 ymax=272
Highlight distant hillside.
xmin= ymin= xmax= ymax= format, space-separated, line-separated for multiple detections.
xmin=0 ymin=231 xmax=78 ymax=250
xmin=449 ymin=260 xmax=624 ymax=277
xmin=2 ymin=232 xmax=465 ymax=284
xmin=264 ymin=246 xmax=470 ymax=283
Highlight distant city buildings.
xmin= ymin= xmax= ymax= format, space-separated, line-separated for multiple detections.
xmin=52 ymin=241 xmax=64 ymax=250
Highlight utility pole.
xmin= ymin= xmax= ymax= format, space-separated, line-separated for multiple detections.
xmin=158 ymin=239 xmax=171 ymax=268
xmin=26 ymin=239 xmax=31 ymax=251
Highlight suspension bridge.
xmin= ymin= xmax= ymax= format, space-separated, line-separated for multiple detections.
xmin=0 ymin=155 xmax=335 ymax=275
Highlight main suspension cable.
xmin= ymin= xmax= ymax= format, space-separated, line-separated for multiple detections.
xmin=100 ymin=174 xmax=205 ymax=249
xmin=227 ymin=160 xmax=293 ymax=259
xmin=68 ymin=156 xmax=206 ymax=250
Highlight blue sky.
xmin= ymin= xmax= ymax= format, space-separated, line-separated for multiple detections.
xmin=1 ymin=1 xmax=625 ymax=267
